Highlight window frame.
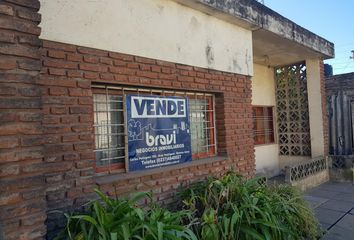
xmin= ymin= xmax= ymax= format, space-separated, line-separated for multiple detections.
xmin=188 ymin=95 xmax=216 ymax=159
xmin=252 ymin=105 xmax=276 ymax=146
xmin=92 ymin=85 xmax=217 ymax=174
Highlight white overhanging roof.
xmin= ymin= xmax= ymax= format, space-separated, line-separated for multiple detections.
xmin=174 ymin=0 xmax=335 ymax=66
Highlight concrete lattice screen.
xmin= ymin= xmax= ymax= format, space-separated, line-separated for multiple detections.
xmin=275 ymin=62 xmax=311 ymax=156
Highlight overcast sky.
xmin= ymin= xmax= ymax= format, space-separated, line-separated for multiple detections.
xmin=263 ymin=0 xmax=354 ymax=75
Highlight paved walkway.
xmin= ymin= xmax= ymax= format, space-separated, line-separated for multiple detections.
xmin=304 ymin=182 xmax=354 ymax=240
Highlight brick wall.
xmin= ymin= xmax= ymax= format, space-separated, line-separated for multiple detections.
xmin=325 ymin=72 xmax=354 ymax=94
xmin=320 ymin=61 xmax=329 ymax=155
xmin=0 ymin=0 xmax=46 ymax=239
xmin=39 ymin=40 xmax=255 ymax=238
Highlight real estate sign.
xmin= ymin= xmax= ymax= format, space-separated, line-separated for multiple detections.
xmin=126 ymin=94 xmax=192 ymax=171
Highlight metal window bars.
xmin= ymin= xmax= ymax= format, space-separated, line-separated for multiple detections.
xmin=92 ymin=85 xmax=217 ymax=174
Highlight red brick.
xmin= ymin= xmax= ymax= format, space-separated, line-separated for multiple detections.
xmin=67 ymin=70 xmax=83 ymax=78
xmin=79 ymin=63 xmax=106 ymax=72
xmin=50 ymin=107 xmax=66 ymax=115
xmin=78 ymin=97 xmax=92 ymax=105
xmin=61 ymin=115 xmax=78 ymax=124
xmin=151 ymin=66 xmax=161 ymax=73
xmin=77 ymin=47 xmax=108 ymax=57
xmin=18 ymin=35 xmax=41 ymax=46
xmin=47 ymin=50 xmax=65 ymax=59
xmin=70 ymin=106 xmax=91 ymax=114
xmin=0 ymin=112 xmax=16 ymax=122
xmin=18 ymin=86 xmax=40 ymax=97
xmin=18 ymin=112 xmax=41 ymax=122
xmin=3 ymin=43 xmax=38 ymax=60
xmin=0 ymin=163 xmax=19 ymax=176
xmin=0 ymin=85 xmax=17 ymax=96
xmin=17 ymin=8 xmax=41 ymax=22
xmin=109 ymin=52 xmax=133 ymax=61
xmin=74 ymin=143 xmax=93 ymax=151
xmin=135 ymin=56 xmax=155 ymax=64
xmin=44 ymin=59 xmax=77 ymax=69
xmin=0 ymin=31 xmax=15 ymax=43
xmin=84 ymin=71 xmax=99 ymax=79
xmin=62 ymin=135 xmax=79 ymax=142
xmin=79 ymin=115 xmax=92 ymax=123
xmin=0 ymin=4 xmax=14 ymax=16
xmin=137 ymin=71 xmax=158 ymax=79
xmin=43 ymin=116 xmax=60 ymax=124
xmin=0 ymin=58 xmax=17 ymax=70
xmin=44 ymin=125 xmax=71 ymax=134
xmin=49 ymin=87 xmax=67 ymax=96
xmin=113 ymin=59 xmax=126 ymax=66
xmin=77 ymin=80 xmax=91 ymax=89
xmin=18 ymin=59 xmax=41 ymax=71
xmin=64 ymin=153 xmax=80 ymax=161
xmin=6 ymin=0 xmax=40 ymax=10
xmin=67 ymin=53 xmax=82 ymax=62
xmin=43 ymin=41 xmax=76 ymax=52
xmin=0 ymin=137 xmax=18 ymax=149
xmin=0 ymin=192 xmax=21 ymax=206
xmin=100 ymin=73 xmax=114 ymax=80
xmin=79 ymin=134 xmax=92 ymax=141
xmin=127 ymin=62 xmax=139 ymax=69
xmin=72 ymin=125 xmax=92 ymax=132
xmin=48 ymin=68 xmax=66 ymax=76
xmin=0 ymin=18 xmax=40 ymax=35
xmin=100 ymin=57 xmax=113 ymax=65
xmin=84 ymin=56 xmax=99 ymax=63
xmin=68 ymin=88 xmax=83 ymax=97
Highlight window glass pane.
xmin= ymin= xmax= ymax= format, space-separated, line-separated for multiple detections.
xmin=94 ymin=93 xmax=125 ymax=170
xmin=189 ymin=97 xmax=215 ymax=158
xmin=253 ymin=106 xmax=275 ymax=145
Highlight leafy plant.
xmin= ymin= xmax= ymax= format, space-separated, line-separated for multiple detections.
xmin=175 ymin=171 xmax=321 ymax=240
xmin=57 ymin=172 xmax=321 ymax=240
xmin=56 ymin=189 xmax=197 ymax=240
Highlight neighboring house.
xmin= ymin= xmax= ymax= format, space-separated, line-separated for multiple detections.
xmin=0 ymin=0 xmax=333 ymax=239
xmin=326 ymin=72 xmax=354 ymax=155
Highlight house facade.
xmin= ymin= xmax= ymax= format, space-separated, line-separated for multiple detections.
xmin=0 ymin=0 xmax=333 ymax=239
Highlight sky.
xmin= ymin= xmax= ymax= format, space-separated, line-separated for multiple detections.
xmin=263 ymin=0 xmax=354 ymax=75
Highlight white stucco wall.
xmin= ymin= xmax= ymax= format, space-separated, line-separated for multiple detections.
xmin=306 ymin=59 xmax=325 ymax=157
xmin=252 ymin=64 xmax=279 ymax=177
xmin=252 ymin=64 xmax=276 ymax=106
xmin=39 ymin=0 xmax=253 ymax=76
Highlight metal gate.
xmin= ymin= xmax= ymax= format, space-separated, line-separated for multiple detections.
xmin=327 ymin=92 xmax=354 ymax=155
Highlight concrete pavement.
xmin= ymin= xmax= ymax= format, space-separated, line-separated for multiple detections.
xmin=304 ymin=182 xmax=354 ymax=240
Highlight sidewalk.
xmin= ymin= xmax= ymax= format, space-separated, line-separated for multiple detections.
xmin=304 ymin=182 xmax=354 ymax=240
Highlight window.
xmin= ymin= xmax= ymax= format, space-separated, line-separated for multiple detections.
xmin=252 ymin=106 xmax=275 ymax=145
xmin=190 ymin=95 xmax=216 ymax=159
xmin=93 ymin=86 xmax=216 ymax=173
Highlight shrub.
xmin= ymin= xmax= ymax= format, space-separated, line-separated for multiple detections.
xmin=175 ymin=171 xmax=321 ymax=240
xmin=56 ymin=190 xmax=197 ymax=240
xmin=57 ymin=172 xmax=321 ymax=240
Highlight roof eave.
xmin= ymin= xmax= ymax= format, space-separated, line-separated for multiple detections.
xmin=173 ymin=0 xmax=334 ymax=59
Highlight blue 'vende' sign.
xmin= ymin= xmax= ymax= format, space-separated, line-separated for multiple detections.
xmin=126 ymin=94 xmax=192 ymax=171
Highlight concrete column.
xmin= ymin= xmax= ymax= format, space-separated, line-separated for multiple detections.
xmin=306 ymin=59 xmax=325 ymax=157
